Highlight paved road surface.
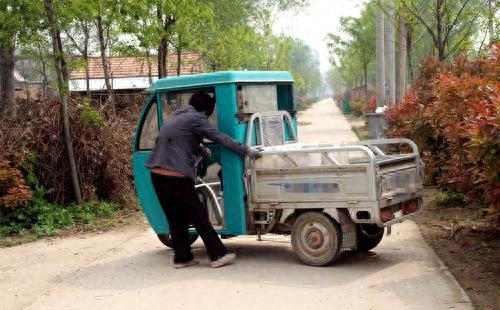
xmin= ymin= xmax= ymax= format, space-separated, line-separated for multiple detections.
xmin=0 ymin=99 xmax=472 ymax=310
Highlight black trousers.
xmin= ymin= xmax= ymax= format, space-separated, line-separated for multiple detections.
xmin=150 ymin=173 xmax=227 ymax=263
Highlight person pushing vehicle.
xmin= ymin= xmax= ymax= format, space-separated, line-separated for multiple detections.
xmin=145 ymin=92 xmax=262 ymax=268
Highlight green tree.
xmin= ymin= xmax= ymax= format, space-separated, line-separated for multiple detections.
xmin=119 ymin=0 xmax=212 ymax=76
xmin=327 ymin=3 xmax=376 ymax=98
xmin=62 ymin=0 xmax=97 ymax=99
xmin=325 ymin=68 xmax=344 ymax=96
xmin=112 ymin=0 xmax=307 ymax=74
xmin=400 ymin=0 xmax=489 ymax=61
xmin=260 ymin=30 xmax=294 ymax=70
xmin=0 ymin=0 xmax=42 ymax=119
xmin=191 ymin=0 xmax=307 ymax=71
xmin=94 ymin=0 xmax=122 ymax=116
xmin=43 ymin=0 xmax=82 ymax=204
xmin=290 ymin=39 xmax=321 ymax=98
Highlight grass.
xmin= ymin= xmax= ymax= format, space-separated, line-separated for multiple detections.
xmin=0 ymin=201 xmax=143 ymax=247
xmin=462 ymin=252 xmax=477 ymax=263
xmin=351 ymin=125 xmax=371 ymax=140
xmin=435 ymin=190 xmax=465 ymax=204
xmin=346 ymin=115 xmax=371 ymax=140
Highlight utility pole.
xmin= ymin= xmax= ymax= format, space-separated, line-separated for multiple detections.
xmin=396 ymin=14 xmax=407 ymax=103
xmin=376 ymin=5 xmax=385 ymax=108
xmin=385 ymin=0 xmax=396 ymax=105
xmin=370 ymin=2 xmax=393 ymax=140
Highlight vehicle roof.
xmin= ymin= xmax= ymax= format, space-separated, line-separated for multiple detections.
xmin=146 ymin=70 xmax=293 ymax=92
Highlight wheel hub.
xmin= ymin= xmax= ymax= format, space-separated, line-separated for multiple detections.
xmin=305 ymin=227 xmax=324 ymax=249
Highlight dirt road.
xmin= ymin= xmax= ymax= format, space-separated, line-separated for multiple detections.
xmin=0 ymin=99 xmax=473 ymax=310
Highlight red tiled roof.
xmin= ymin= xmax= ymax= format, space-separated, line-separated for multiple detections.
xmin=70 ymin=52 xmax=204 ymax=79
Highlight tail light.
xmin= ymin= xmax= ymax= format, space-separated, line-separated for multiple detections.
xmin=402 ymin=199 xmax=418 ymax=215
xmin=380 ymin=207 xmax=394 ymax=222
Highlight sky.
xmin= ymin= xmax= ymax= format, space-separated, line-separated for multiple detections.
xmin=273 ymin=0 xmax=366 ymax=72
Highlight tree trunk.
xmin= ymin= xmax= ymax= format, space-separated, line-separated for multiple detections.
xmin=82 ymin=24 xmax=91 ymax=100
xmin=406 ymin=26 xmax=414 ymax=82
xmin=44 ymin=0 xmax=82 ymax=204
xmin=436 ymin=0 xmax=446 ymax=61
xmin=57 ymin=31 xmax=69 ymax=86
xmin=84 ymin=54 xmax=90 ymax=100
xmin=0 ymin=42 xmax=16 ymax=119
xmin=176 ymin=46 xmax=181 ymax=76
xmin=156 ymin=9 xmax=175 ymax=78
xmin=65 ymin=20 xmax=91 ymax=99
xmin=37 ymin=43 xmax=50 ymax=100
xmin=396 ymin=15 xmax=407 ymax=104
xmin=142 ymin=19 xmax=154 ymax=85
xmin=96 ymin=15 xmax=115 ymax=118
xmin=158 ymin=38 xmax=167 ymax=78
xmin=146 ymin=50 xmax=153 ymax=85
xmin=364 ymin=65 xmax=368 ymax=99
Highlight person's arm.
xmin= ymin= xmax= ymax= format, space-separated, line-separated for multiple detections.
xmin=193 ymin=115 xmax=251 ymax=157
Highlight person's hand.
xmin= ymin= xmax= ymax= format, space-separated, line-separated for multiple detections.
xmin=246 ymin=148 xmax=262 ymax=160
xmin=202 ymin=147 xmax=212 ymax=158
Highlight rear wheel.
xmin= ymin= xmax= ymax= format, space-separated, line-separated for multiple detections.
xmin=157 ymin=234 xmax=199 ymax=248
xmin=356 ymin=224 xmax=384 ymax=252
xmin=291 ymin=211 xmax=341 ymax=266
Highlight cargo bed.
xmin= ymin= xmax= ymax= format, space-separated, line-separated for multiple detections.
xmin=247 ymin=138 xmax=424 ymax=227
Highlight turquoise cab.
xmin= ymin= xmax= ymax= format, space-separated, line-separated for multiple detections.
xmin=132 ymin=71 xmax=296 ymax=245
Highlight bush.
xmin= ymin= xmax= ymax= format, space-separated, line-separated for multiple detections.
xmin=0 ymin=95 xmax=144 ymax=205
xmin=0 ymin=150 xmax=119 ymax=239
xmin=349 ymin=99 xmax=365 ymax=117
xmin=361 ymin=96 xmax=376 ymax=114
xmin=385 ymin=44 xmax=500 ymax=224
xmin=0 ymin=156 xmax=32 ymax=209
xmin=346 ymin=96 xmax=376 ymax=117
xmin=0 ymin=94 xmax=143 ymax=243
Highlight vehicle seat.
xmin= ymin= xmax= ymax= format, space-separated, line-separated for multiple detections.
xmin=245 ymin=111 xmax=297 ymax=147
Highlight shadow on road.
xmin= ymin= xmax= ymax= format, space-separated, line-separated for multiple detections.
xmin=59 ymin=236 xmax=401 ymax=292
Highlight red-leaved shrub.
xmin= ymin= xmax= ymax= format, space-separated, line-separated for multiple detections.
xmin=386 ymin=44 xmax=500 ymax=223
xmin=0 ymin=157 xmax=32 ymax=210
xmin=361 ymin=96 xmax=377 ymax=114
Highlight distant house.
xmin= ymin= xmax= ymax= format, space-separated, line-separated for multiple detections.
xmin=13 ymin=68 xmax=46 ymax=100
xmin=13 ymin=70 xmax=26 ymax=90
xmin=69 ymin=52 xmax=204 ymax=93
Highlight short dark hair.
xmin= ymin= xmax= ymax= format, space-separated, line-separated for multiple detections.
xmin=189 ymin=93 xmax=215 ymax=117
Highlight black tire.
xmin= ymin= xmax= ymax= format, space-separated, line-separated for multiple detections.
xmin=157 ymin=234 xmax=199 ymax=248
xmin=356 ymin=224 xmax=384 ymax=252
xmin=291 ymin=212 xmax=342 ymax=266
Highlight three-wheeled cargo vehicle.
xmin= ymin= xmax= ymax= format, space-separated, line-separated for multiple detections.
xmin=132 ymin=71 xmax=424 ymax=266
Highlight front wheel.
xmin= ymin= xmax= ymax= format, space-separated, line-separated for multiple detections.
xmin=157 ymin=234 xmax=199 ymax=248
xmin=291 ymin=211 xmax=341 ymax=266
xmin=356 ymin=224 xmax=384 ymax=252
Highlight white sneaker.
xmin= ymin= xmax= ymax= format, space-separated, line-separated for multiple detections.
xmin=210 ymin=253 xmax=236 ymax=268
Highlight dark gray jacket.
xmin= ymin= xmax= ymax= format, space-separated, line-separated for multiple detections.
xmin=145 ymin=105 xmax=249 ymax=180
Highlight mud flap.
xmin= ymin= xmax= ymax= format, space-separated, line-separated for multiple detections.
xmin=324 ymin=208 xmax=357 ymax=250
xmin=338 ymin=209 xmax=357 ymax=250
